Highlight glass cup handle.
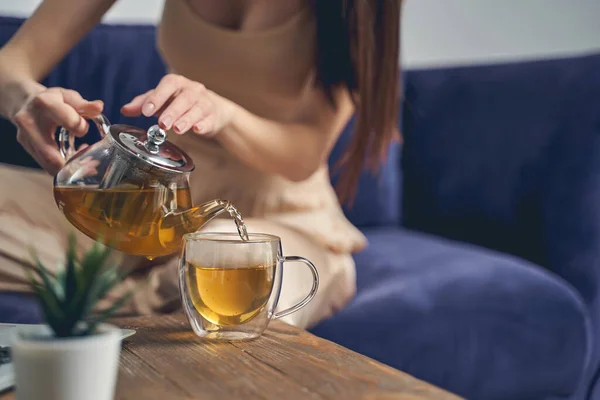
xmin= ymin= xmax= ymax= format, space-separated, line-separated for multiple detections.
xmin=273 ymin=256 xmax=320 ymax=320
xmin=58 ymin=113 xmax=111 ymax=160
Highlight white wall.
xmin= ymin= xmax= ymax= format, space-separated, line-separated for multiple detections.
xmin=0 ymin=0 xmax=599 ymax=68
xmin=402 ymin=0 xmax=600 ymax=68
xmin=0 ymin=0 xmax=163 ymax=24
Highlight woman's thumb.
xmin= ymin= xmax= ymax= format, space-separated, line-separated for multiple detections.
xmin=60 ymin=88 xmax=103 ymax=115
xmin=78 ymin=100 xmax=104 ymax=118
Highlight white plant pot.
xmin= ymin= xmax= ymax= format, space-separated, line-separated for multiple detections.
xmin=10 ymin=323 xmax=122 ymax=400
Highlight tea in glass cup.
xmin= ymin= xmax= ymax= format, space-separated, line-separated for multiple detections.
xmin=179 ymin=233 xmax=319 ymax=340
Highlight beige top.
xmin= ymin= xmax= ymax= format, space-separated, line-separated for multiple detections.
xmin=156 ymin=0 xmax=366 ymax=254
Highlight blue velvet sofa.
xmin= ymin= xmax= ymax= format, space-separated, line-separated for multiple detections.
xmin=1 ymin=16 xmax=598 ymax=400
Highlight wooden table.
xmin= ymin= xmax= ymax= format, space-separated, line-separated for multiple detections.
xmin=2 ymin=314 xmax=462 ymax=399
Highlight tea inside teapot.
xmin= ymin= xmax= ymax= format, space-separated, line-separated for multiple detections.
xmin=54 ymin=185 xmax=246 ymax=259
xmin=53 ymin=114 xmax=248 ymax=259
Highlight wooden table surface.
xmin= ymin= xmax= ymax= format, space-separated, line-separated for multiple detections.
xmin=2 ymin=314 xmax=462 ymax=400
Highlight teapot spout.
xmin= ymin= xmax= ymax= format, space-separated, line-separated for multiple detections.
xmin=158 ymin=199 xmax=231 ymax=248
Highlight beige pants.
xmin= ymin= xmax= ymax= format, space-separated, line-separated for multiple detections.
xmin=0 ymin=163 xmax=356 ymax=328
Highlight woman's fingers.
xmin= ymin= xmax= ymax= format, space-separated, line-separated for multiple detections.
xmin=77 ymin=100 xmax=104 ymax=119
xmin=59 ymin=89 xmax=103 ymax=137
xmin=123 ymin=75 xmax=223 ymax=136
xmin=141 ymin=74 xmax=184 ymax=118
xmin=61 ymin=88 xmax=102 ymax=113
xmin=159 ymin=85 xmax=206 ymax=130
xmin=17 ymin=119 xmax=64 ymax=175
xmin=33 ymin=89 xmax=83 ymax=134
xmin=12 ymin=86 xmax=102 ymax=175
xmin=121 ymin=91 xmax=152 ymax=116
xmin=35 ymin=88 xmax=103 ymax=138
xmin=42 ymin=105 xmax=87 ymax=138
xmin=173 ymin=94 xmax=214 ymax=134
xmin=14 ymin=104 xmax=62 ymax=173
xmin=192 ymin=115 xmax=216 ymax=136
xmin=173 ymin=103 xmax=207 ymax=134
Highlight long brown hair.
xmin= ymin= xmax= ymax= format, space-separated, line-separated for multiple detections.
xmin=312 ymin=0 xmax=402 ymax=205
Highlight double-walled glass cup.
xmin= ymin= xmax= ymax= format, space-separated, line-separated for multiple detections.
xmin=179 ymin=233 xmax=319 ymax=340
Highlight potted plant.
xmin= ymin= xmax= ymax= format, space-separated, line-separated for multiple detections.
xmin=11 ymin=234 xmax=132 ymax=400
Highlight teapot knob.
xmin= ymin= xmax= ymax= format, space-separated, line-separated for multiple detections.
xmin=145 ymin=125 xmax=167 ymax=153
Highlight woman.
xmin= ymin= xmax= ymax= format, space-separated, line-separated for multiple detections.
xmin=0 ymin=0 xmax=401 ymax=328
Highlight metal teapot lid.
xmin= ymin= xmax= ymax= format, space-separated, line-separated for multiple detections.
xmin=109 ymin=124 xmax=194 ymax=173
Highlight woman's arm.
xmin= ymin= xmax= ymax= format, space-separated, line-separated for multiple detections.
xmin=0 ymin=0 xmax=116 ymax=118
xmin=217 ymin=88 xmax=354 ymax=182
xmin=122 ymin=74 xmax=354 ymax=182
xmin=0 ymin=0 xmax=115 ymax=173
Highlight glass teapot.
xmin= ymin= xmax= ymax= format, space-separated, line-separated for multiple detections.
xmin=53 ymin=114 xmax=246 ymax=259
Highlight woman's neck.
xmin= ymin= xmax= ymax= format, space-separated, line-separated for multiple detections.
xmin=185 ymin=0 xmax=306 ymax=32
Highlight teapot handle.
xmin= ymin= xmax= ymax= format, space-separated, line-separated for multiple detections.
xmin=58 ymin=113 xmax=111 ymax=160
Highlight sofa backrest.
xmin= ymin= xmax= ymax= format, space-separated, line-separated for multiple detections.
xmin=401 ymin=52 xmax=600 ymax=317
xmin=0 ymin=16 xmax=401 ymax=228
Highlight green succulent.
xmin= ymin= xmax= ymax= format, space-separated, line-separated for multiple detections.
xmin=26 ymin=233 xmax=131 ymax=338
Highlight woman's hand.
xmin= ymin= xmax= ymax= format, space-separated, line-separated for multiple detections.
xmin=122 ymin=74 xmax=352 ymax=183
xmin=12 ymin=86 xmax=103 ymax=175
xmin=121 ymin=74 xmax=235 ymax=137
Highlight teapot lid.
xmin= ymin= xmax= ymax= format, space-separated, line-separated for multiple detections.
xmin=109 ymin=124 xmax=194 ymax=173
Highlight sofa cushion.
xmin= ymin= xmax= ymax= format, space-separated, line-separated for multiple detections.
xmin=0 ymin=292 xmax=42 ymax=324
xmin=311 ymin=228 xmax=590 ymax=400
